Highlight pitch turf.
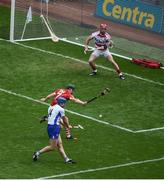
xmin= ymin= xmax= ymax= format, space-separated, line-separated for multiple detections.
xmin=0 ymin=5 xmax=164 ymax=179
xmin=0 ymin=38 xmax=164 ymax=179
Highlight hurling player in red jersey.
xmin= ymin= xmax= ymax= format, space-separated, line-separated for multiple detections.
xmin=40 ymin=84 xmax=87 ymax=140
xmin=84 ymin=23 xmax=125 ymax=80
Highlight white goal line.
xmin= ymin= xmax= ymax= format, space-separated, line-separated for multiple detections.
xmin=12 ymin=37 xmax=164 ymax=70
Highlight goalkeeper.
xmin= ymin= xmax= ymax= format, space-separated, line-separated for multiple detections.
xmin=84 ymin=23 xmax=125 ymax=80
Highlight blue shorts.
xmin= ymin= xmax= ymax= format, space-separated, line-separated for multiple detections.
xmin=47 ymin=124 xmax=61 ymax=140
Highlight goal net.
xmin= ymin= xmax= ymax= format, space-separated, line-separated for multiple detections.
xmin=10 ymin=0 xmax=97 ymax=43
xmin=10 ymin=0 xmax=56 ymax=41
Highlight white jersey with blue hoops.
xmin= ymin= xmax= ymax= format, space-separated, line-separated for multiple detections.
xmin=47 ymin=104 xmax=65 ymax=126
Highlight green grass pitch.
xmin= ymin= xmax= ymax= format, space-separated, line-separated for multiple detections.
xmin=0 ymin=5 xmax=164 ymax=179
xmin=0 ymin=38 xmax=164 ymax=179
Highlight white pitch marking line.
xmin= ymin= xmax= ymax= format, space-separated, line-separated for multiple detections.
xmin=15 ymin=42 xmax=164 ymax=87
xmin=0 ymin=39 xmax=164 ymax=133
xmin=10 ymin=42 xmax=163 ymax=133
xmin=0 ymin=88 xmax=164 ymax=133
xmin=66 ymin=109 xmax=133 ymax=132
xmin=0 ymin=87 xmax=163 ymax=133
xmin=4 ymin=40 xmax=164 ymax=87
xmin=0 ymin=38 xmax=164 ymax=87
xmin=134 ymin=126 xmax=164 ymax=133
xmin=37 ymin=156 xmax=164 ymax=179
xmin=0 ymin=87 xmax=133 ymax=133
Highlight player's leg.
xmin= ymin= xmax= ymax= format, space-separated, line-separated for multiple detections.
xmin=63 ymin=116 xmax=72 ymax=139
xmin=40 ymin=139 xmax=58 ymax=152
xmin=60 ymin=116 xmax=75 ymax=140
xmin=33 ymin=125 xmax=60 ymax=161
xmin=33 ymin=139 xmax=58 ymax=161
xmin=105 ymin=51 xmax=125 ymax=80
xmin=88 ymin=50 xmax=99 ymax=76
xmin=57 ymin=135 xmax=76 ymax=163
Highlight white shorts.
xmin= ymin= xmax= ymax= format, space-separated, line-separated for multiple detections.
xmin=92 ymin=48 xmax=112 ymax=58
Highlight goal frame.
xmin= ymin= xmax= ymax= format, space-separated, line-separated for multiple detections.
xmin=10 ymin=0 xmax=15 ymax=42
xmin=9 ymin=0 xmax=53 ymax=42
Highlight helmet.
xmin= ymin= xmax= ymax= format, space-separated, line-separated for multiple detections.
xmin=57 ymin=97 xmax=67 ymax=105
xmin=100 ymin=23 xmax=107 ymax=29
xmin=66 ymin=84 xmax=75 ymax=91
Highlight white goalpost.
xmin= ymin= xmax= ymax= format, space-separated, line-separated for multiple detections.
xmin=10 ymin=0 xmax=59 ymax=42
xmin=9 ymin=0 xmax=97 ymax=45
xmin=40 ymin=14 xmax=59 ymax=42
xmin=10 ymin=0 xmax=16 ymax=42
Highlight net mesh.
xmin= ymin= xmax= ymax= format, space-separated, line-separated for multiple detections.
xmin=13 ymin=0 xmax=97 ymax=43
xmin=14 ymin=0 xmax=50 ymax=40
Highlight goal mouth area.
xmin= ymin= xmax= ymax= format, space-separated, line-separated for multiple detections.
xmin=10 ymin=0 xmax=60 ymax=42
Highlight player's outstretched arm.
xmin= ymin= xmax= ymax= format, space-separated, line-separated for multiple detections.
xmin=70 ymin=97 xmax=87 ymax=106
xmin=40 ymin=92 xmax=55 ymax=102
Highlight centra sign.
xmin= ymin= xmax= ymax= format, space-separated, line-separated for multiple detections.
xmin=103 ymin=0 xmax=154 ymax=28
xmin=96 ymin=0 xmax=163 ymax=34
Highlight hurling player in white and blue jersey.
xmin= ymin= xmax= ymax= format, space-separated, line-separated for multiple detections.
xmin=33 ymin=97 xmax=76 ymax=164
xmin=84 ymin=23 xmax=125 ymax=80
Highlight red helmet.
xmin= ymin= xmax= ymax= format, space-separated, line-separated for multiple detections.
xmin=100 ymin=23 xmax=107 ymax=29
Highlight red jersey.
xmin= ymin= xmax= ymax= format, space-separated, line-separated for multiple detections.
xmin=51 ymin=89 xmax=74 ymax=106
